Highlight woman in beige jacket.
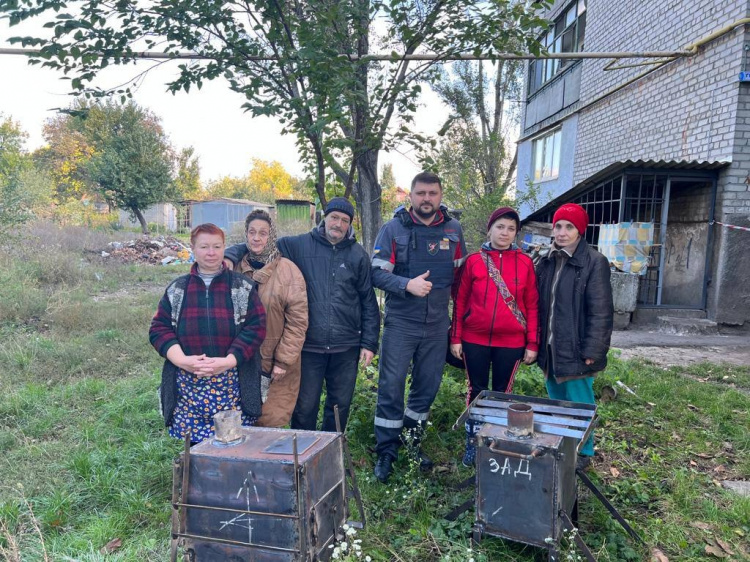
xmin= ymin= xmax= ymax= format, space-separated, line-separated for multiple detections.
xmin=236 ymin=209 xmax=308 ymax=427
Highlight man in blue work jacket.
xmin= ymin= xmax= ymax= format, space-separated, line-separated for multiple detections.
xmin=371 ymin=171 xmax=467 ymax=483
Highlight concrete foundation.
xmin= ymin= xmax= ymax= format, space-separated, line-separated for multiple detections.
xmin=611 ymin=272 xmax=639 ymax=313
xmin=656 ymin=316 xmax=719 ymax=336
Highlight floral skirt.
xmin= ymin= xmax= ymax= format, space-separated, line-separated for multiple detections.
xmin=168 ymin=367 xmax=256 ymax=444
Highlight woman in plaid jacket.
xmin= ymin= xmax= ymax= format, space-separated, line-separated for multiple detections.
xmin=150 ymin=223 xmax=266 ymax=444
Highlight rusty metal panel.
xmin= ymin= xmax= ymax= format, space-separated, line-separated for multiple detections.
xmin=174 ymin=427 xmax=347 ymax=562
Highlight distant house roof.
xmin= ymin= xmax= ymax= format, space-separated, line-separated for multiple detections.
xmin=275 ymin=199 xmax=313 ymax=205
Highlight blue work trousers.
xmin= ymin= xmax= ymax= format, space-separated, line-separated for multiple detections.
xmin=374 ymin=317 xmax=449 ymax=459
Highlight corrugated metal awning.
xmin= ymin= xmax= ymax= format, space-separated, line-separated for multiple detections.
xmin=524 ymin=159 xmax=729 ymax=222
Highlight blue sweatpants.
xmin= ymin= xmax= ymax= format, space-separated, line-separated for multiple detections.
xmin=545 ymin=376 xmax=595 ymax=457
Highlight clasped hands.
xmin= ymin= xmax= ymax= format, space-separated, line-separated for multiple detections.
xmin=180 ymin=354 xmax=237 ymax=377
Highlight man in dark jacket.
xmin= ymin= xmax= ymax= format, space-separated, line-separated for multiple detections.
xmin=224 ymin=198 xmax=380 ymax=432
xmin=537 ymin=203 xmax=613 ymax=469
xmin=370 ymin=172 xmax=467 ymax=482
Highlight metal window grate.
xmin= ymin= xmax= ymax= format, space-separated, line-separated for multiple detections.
xmin=622 ymin=174 xmax=667 ymax=305
xmin=536 ymin=175 xmax=623 ymax=250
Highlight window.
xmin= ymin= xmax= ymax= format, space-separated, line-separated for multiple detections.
xmin=528 ymin=0 xmax=586 ymax=95
xmin=531 ymin=128 xmax=562 ymax=182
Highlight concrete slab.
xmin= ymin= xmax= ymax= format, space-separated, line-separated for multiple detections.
xmin=657 ymin=316 xmax=719 ymax=336
xmin=611 ymin=328 xmax=750 ymax=366
xmin=721 ymin=481 xmax=750 ymax=497
xmin=612 ymin=331 xmax=749 ymax=348
xmin=632 ymin=308 xmax=706 ymax=325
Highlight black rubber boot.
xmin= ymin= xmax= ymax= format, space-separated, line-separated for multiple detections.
xmin=374 ymin=454 xmax=395 ymax=483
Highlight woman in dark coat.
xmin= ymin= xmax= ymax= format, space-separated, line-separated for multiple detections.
xmin=537 ymin=203 xmax=613 ymax=469
xmin=150 ymin=223 xmax=266 ymax=444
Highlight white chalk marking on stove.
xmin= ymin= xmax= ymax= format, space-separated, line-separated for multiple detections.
xmin=500 ymin=458 xmax=512 ymax=476
xmin=514 ymin=459 xmax=532 ymax=480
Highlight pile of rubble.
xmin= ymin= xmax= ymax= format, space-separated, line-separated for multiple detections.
xmin=99 ymin=236 xmax=193 ymax=265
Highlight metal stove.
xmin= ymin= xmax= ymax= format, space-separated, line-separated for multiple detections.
xmin=170 ymin=419 xmax=363 ymax=562
xmin=454 ymin=391 xmax=597 ymax=561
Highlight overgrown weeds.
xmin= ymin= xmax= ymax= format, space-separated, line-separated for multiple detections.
xmin=0 ymin=222 xmax=748 ymax=560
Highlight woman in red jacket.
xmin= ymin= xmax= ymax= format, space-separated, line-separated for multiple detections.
xmin=450 ymin=207 xmax=539 ymax=466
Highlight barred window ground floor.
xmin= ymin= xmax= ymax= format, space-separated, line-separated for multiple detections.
xmin=528 ymin=168 xmax=719 ymax=309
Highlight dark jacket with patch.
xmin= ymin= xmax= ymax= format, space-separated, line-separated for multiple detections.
xmin=149 ymin=264 xmax=266 ymax=425
xmin=225 ymin=224 xmax=380 ymax=353
xmin=371 ymin=206 xmax=467 ymax=325
xmin=537 ymin=238 xmax=613 ymax=381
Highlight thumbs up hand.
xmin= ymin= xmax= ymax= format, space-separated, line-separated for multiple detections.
xmin=406 ymin=270 xmax=433 ymax=297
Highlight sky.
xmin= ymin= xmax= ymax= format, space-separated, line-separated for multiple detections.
xmin=0 ymin=25 xmax=448 ymax=189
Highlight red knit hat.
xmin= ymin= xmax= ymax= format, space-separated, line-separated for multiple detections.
xmin=552 ymin=203 xmax=588 ymax=235
xmin=486 ymin=206 xmax=520 ymax=232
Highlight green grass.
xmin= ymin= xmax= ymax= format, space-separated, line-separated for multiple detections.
xmin=0 ymin=222 xmax=748 ymax=561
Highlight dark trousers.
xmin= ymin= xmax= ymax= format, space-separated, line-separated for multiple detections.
xmin=291 ymin=347 xmax=359 ymax=432
xmin=374 ymin=317 xmax=449 ymax=459
xmin=463 ymin=342 xmax=525 ymax=405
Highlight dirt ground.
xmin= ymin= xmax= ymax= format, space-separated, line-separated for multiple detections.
xmin=611 ymin=330 xmax=750 ymax=367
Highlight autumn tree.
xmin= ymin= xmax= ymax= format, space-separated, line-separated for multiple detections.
xmin=35 ymin=116 xmax=95 ymax=201
xmin=0 ymin=115 xmax=53 ymax=232
xmin=205 ymin=159 xmax=305 ymax=203
xmin=205 ymin=176 xmax=255 ymax=201
xmin=5 ymin=0 xmax=548 ymax=251
xmin=40 ymin=101 xmax=178 ymax=233
xmin=175 ymin=147 xmax=203 ymax=200
xmin=247 ymin=159 xmax=306 ymax=200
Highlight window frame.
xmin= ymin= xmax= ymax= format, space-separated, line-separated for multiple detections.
xmin=531 ymin=127 xmax=562 ymax=183
xmin=528 ymin=0 xmax=586 ymax=96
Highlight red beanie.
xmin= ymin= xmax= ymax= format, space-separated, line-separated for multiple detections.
xmin=552 ymin=203 xmax=588 ymax=235
xmin=486 ymin=206 xmax=520 ymax=232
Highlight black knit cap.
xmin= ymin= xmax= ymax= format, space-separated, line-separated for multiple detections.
xmin=325 ymin=197 xmax=355 ymax=220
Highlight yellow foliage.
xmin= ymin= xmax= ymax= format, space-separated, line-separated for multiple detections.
xmin=51 ymin=198 xmax=117 ymax=229
xmin=205 ymin=159 xmax=308 ymax=203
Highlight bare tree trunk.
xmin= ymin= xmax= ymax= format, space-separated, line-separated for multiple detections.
xmin=501 ymin=147 xmax=518 ymax=194
xmin=313 ymin=141 xmax=328 ymax=207
xmin=133 ymin=207 xmax=149 ymax=235
xmin=353 ymin=149 xmax=381 ymax=254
